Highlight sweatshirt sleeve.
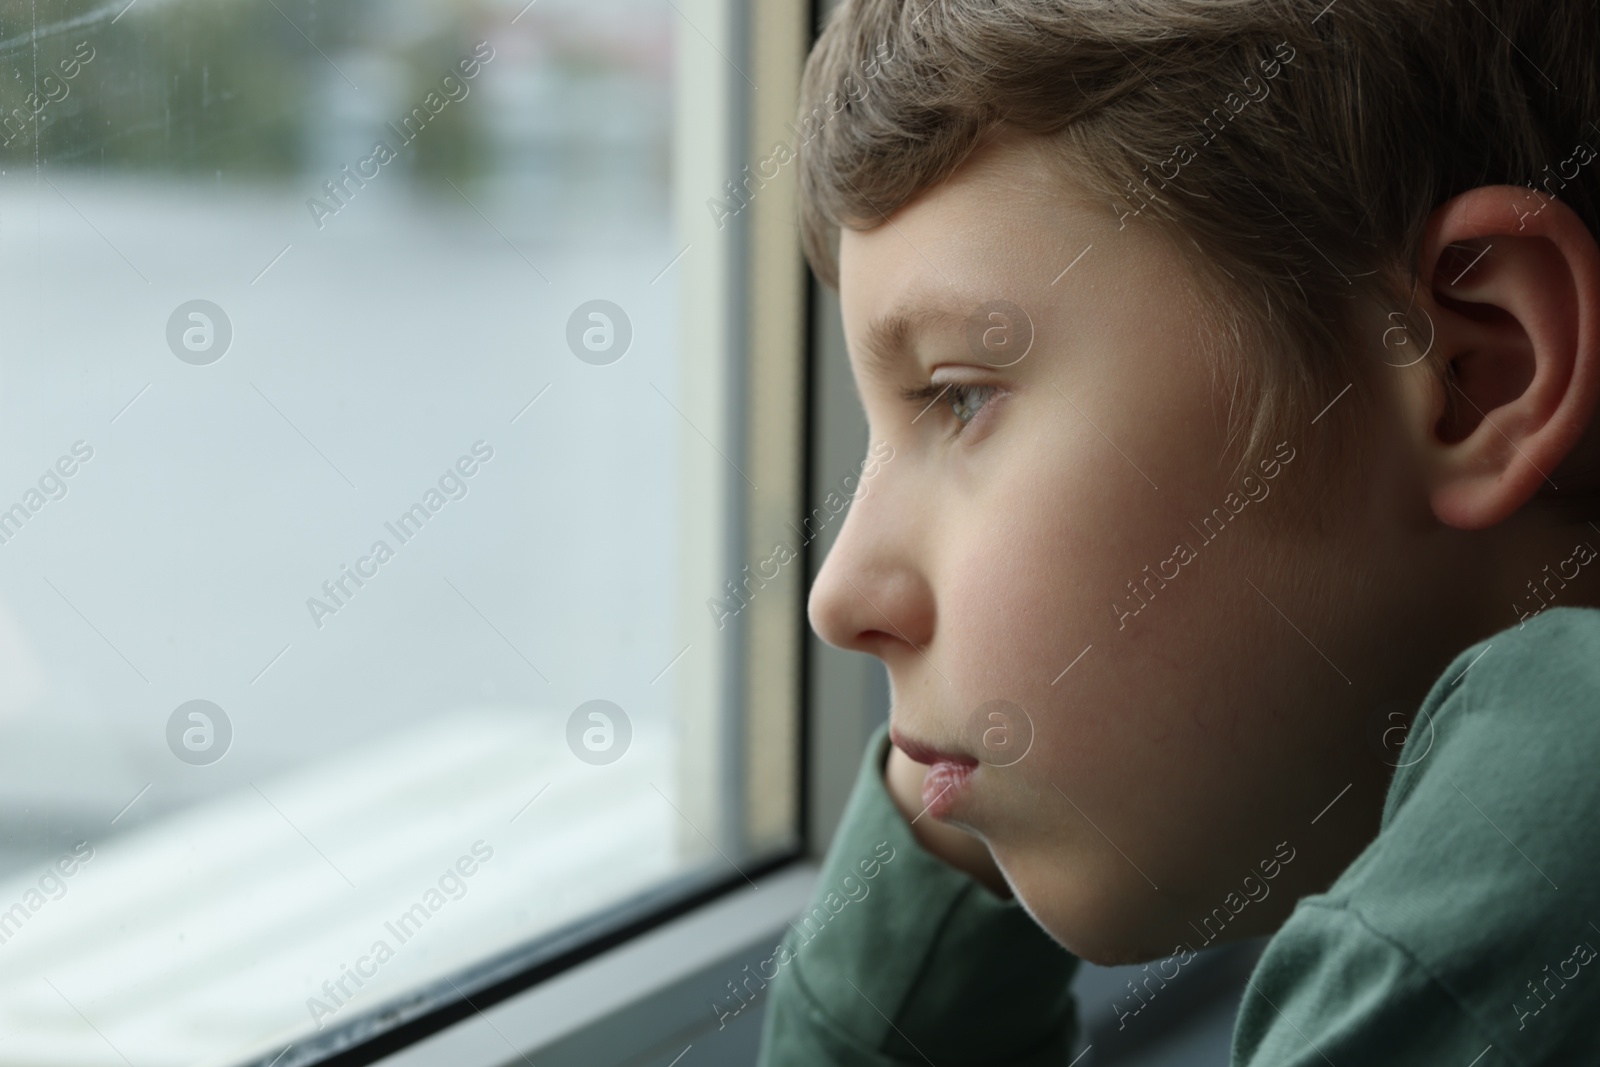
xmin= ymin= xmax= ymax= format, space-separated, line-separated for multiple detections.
xmin=756 ymin=723 xmax=1081 ymax=1067
xmin=1231 ymin=903 xmax=1506 ymax=1066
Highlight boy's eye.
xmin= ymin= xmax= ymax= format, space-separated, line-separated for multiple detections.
xmin=903 ymin=382 xmax=997 ymax=430
xmin=945 ymin=383 xmax=996 ymax=425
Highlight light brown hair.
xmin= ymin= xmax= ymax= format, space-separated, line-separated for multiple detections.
xmin=796 ymin=0 xmax=1600 ymax=504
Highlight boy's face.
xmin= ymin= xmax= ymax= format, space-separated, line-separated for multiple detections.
xmin=811 ymin=134 xmax=1437 ymax=963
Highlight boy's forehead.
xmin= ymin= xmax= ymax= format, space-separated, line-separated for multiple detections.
xmin=838 ymin=137 xmax=1111 ymax=310
xmin=838 ymin=181 xmax=1115 ymax=380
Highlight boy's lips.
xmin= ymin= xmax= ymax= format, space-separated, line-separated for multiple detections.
xmin=889 ymin=727 xmax=977 ymax=769
xmin=920 ymin=760 xmax=976 ymax=820
xmin=890 ymin=727 xmax=980 ymax=820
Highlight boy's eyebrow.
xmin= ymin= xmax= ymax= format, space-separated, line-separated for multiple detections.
xmin=858 ymin=304 xmax=968 ymax=380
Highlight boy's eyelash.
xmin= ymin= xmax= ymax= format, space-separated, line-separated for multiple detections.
xmin=900 ymin=382 xmax=997 ymax=427
xmin=901 ymin=383 xmax=950 ymax=410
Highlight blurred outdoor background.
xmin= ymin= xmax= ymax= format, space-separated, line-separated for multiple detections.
xmin=0 ymin=1 xmax=746 ymax=1064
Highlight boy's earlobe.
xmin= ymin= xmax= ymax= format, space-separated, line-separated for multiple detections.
xmin=1409 ymin=187 xmax=1600 ymax=530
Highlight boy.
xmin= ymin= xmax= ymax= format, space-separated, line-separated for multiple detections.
xmin=757 ymin=1 xmax=1600 ymax=1064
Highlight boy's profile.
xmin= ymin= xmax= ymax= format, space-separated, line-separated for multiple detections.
xmin=756 ymin=0 xmax=1600 ymax=1063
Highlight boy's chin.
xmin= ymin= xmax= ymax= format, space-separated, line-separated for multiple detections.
xmin=1030 ymin=911 xmax=1187 ymax=969
xmin=997 ymin=853 xmax=1207 ymax=967
xmin=1015 ymin=879 xmax=1279 ymax=967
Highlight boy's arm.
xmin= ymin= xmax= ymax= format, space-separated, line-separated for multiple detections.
xmin=755 ymin=724 xmax=1080 ymax=1066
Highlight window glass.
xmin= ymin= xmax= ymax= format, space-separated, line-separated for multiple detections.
xmin=0 ymin=1 xmax=774 ymax=1062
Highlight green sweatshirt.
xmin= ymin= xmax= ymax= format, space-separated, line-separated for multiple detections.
xmin=756 ymin=606 xmax=1600 ymax=1066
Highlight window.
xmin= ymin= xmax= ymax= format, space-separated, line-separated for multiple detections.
xmin=0 ymin=1 xmax=806 ymax=1063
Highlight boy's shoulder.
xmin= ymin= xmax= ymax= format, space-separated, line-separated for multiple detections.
xmin=1424 ymin=603 xmax=1600 ymax=733
xmin=1382 ymin=603 xmax=1600 ymax=835
xmin=1246 ymin=606 xmax=1600 ymax=1066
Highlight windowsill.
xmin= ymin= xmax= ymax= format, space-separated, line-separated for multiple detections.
xmin=371 ymin=863 xmax=818 ymax=1067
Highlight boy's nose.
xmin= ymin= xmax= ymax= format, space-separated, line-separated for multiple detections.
xmin=807 ymin=494 xmax=935 ymax=660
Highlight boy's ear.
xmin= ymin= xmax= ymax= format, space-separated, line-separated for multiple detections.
xmin=1402 ymin=185 xmax=1600 ymax=530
